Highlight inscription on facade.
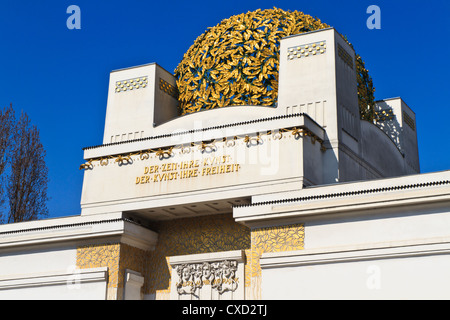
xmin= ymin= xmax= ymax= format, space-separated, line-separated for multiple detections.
xmin=135 ymin=155 xmax=241 ymax=184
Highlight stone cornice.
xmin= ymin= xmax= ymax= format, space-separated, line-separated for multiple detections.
xmin=236 ymin=180 xmax=450 ymax=209
xmin=0 ymin=267 xmax=108 ymax=290
xmin=82 ymin=112 xmax=325 ymax=161
xmin=234 ymin=171 xmax=450 ymax=225
xmin=0 ymin=214 xmax=158 ymax=251
xmin=83 ymin=113 xmax=315 ymax=150
xmin=260 ymin=240 xmax=450 ymax=269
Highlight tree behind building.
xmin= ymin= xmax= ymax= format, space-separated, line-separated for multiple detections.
xmin=0 ymin=105 xmax=49 ymax=223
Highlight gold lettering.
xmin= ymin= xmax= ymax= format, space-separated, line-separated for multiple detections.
xmin=137 ymin=158 xmax=240 ymax=183
xmin=148 ymin=165 xmax=159 ymax=173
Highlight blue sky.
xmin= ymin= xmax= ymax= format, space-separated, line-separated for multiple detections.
xmin=1 ymin=0 xmax=449 ymax=219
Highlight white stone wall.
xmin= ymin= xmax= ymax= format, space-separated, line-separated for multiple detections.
xmin=0 ymin=267 xmax=108 ymax=300
xmin=261 ymin=244 xmax=450 ymax=299
xmin=237 ymin=170 xmax=450 ymax=300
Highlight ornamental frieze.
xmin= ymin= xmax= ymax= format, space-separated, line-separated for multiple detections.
xmin=173 ymin=260 xmax=239 ymax=296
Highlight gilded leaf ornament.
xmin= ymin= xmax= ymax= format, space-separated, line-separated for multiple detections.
xmin=174 ymin=8 xmax=375 ymax=119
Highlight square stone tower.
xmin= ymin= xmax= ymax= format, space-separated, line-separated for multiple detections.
xmin=278 ymin=28 xmax=419 ymax=183
xmin=103 ymin=63 xmax=179 ymax=145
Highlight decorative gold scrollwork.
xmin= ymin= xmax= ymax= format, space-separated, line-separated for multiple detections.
xmin=181 ymin=145 xmax=191 ymax=154
xmin=79 ymin=160 xmax=93 ymax=170
xmin=244 ymin=134 xmax=261 ymax=146
xmin=115 ymin=154 xmax=132 ymax=165
xmin=226 ymin=137 xmax=236 ymax=147
xmin=139 ymin=151 xmax=150 ymax=160
xmin=273 ymin=131 xmax=283 ymax=140
xmin=199 ymin=141 xmax=217 ymax=153
xmin=156 ymin=147 xmax=174 ymax=158
xmin=291 ymin=128 xmax=304 ymax=137
xmin=80 ymin=125 xmax=327 ymax=169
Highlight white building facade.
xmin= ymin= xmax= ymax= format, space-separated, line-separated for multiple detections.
xmin=1 ymin=27 xmax=448 ymax=300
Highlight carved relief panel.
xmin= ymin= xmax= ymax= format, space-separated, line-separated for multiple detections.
xmin=169 ymin=250 xmax=245 ymax=300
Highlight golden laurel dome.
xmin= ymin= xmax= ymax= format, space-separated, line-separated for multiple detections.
xmin=174 ymin=8 xmax=375 ymax=119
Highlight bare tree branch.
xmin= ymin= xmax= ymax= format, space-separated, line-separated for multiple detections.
xmin=0 ymin=105 xmax=15 ymax=220
xmin=0 ymin=105 xmax=49 ymax=223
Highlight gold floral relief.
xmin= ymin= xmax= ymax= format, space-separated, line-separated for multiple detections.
xmin=174 ymin=8 xmax=329 ymax=114
xmin=252 ymin=223 xmax=305 ymax=253
xmin=244 ymin=247 xmax=263 ymax=287
xmin=174 ymin=7 xmax=375 ymax=119
xmin=76 ymin=243 xmax=121 ymax=288
xmin=76 ymin=242 xmax=151 ymax=300
xmin=75 ymin=219 xmax=304 ymax=299
xmin=118 ymin=244 xmax=150 ymax=291
xmin=249 ymin=223 xmax=305 ymax=279
xmin=146 ymin=213 xmax=251 ymax=296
